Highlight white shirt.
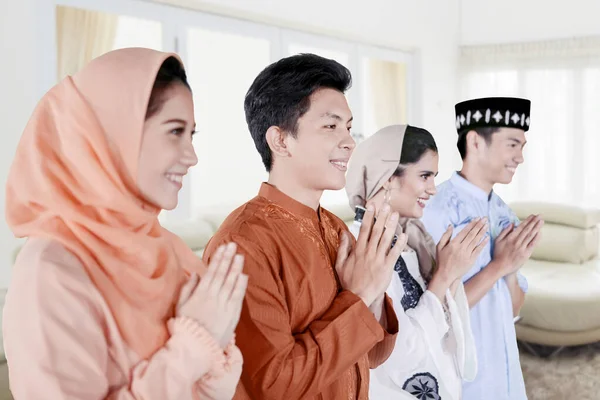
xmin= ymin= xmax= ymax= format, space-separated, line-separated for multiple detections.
xmin=369 ymin=250 xmax=477 ymax=400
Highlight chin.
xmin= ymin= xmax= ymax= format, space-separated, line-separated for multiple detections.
xmin=322 ymin=175 xmax=346 ymax=191
xmin=156 ymin=196 xmax=178 ymax=211
xmin=498 ymin=174 xmax=514 ymax=185
xmin=411 ymin=207 xmax=424 ymax=219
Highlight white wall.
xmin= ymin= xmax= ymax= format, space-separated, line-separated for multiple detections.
xmin=0 ymin=0 xmax=38 ymax=288
xmin=0 ymin=0 xmax=462 ymax=288
xmin=156 ymin=0 xmax=464 ymax=195
xmin=460 ymin=0 xmax=600 ymax=45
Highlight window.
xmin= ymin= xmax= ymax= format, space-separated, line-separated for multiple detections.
xmin=44 ymin=0 xmax=416 ymax=220
xmin=460 ymin=40 xmax=600 ymax=207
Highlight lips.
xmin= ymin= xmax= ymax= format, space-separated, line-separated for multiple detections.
xmin=330 ymin=159 xmax=348 ymax=171
xmin=417 ymin=197 xmax=428 ymax=208
xmin=165 ymin=173 xmax=184 ymax=188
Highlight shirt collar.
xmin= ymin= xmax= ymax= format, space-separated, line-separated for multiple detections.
xmin=258 ymin=182 xmax=321 ymax=223
xmin=450 ymin=172 xmax=492 ymax=202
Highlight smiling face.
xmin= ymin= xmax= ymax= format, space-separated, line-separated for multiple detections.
xmin=387 ymin=149 xmax=439 ymax=219
xmin=477 ymin=127 xmax=527 ymax=185
xmin=283 ymin=87 xmax=356 ymax=192
xmin=137 ymin=83 xmax=198 ymax=210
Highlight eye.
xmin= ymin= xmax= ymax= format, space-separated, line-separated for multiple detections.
xmin=324 ymin=124 xmax=336 ymax=130
xmin=170 ymin=127 xmax=185 ymax=136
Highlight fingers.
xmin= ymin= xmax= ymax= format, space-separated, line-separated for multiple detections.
xmin=437 ymin=225 xmax=453 ymax=251
xmin=198 ymin=244 xmax=226 ymax=290
xmin=461 ymin=218 xmax=487 ymax=248
xmin=386 ymin=232 xmax=406 ymax=267
xmin=369 ymin=204 xmax=391 ymax=253
xmin=223 ymin=254 xmax=244 ymax=300
xmin=466 ymin=219 xmax=488 ymax=251
xmin=524 ymin=219 xmax=544 ymax=248
xmin=208 ymin=243 xmax=237 ymax=293
xmin=526 ymin=230 xmax=542 ymax=250
xmin=515 ymin=216 xmax=541 ymax=247
xmin=335 ymin=231 xmax=352 ymax=270
xmin=376 ymin=211 xmax=399 ymax=259
xmin=454 ymin=218 xmax=481 ymax=243
xmin=471 ymin=236 xmax=490 ymax=259
xmin=356 ymin=205 xmax=376 ymax=252
xmin=230 ymin=273 xmax=248 ymax=307
xmin=496 ymin=223 xmax=514 ymax=242
xmin=178 ymin=273 xmax=199 ymax=306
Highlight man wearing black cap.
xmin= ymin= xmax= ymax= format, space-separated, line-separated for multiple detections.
xmin=421 ymin=97 xmax=543 ymax=399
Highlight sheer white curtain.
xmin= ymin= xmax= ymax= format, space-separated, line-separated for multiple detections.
xmin=459 ymin=37 xmax=600 ymax=207
xmin=56 ymin=6 xmax=119 ymax=81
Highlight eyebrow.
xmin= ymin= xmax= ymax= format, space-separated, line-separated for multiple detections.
xmin=321 ymin=112 xmax=353 ymax=124
xmin=163 ymin=118 xmax=196 ymax=128
xmin=508 ymin=137 xmax=527 ymax=145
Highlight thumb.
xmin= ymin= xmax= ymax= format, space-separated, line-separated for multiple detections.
xmin=437 ymin=225 xmax=453 ymax=250
xmin=335 ymin=231 xmax=352 ymax=270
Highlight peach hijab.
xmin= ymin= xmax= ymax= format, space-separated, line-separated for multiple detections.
xmin=5 ymin=48 xmax=203 ymax=359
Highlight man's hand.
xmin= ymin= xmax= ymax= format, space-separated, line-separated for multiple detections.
xmin=493 ymin=214 xmax=544 ymax=276
xmin=335 ymin=204 xmax=406 ymax=308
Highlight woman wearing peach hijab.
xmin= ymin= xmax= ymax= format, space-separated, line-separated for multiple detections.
xmin=3 ymin=48 xmax=247 ymax=399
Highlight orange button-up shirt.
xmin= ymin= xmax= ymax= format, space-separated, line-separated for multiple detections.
xmin=204 ymin=183 xmax=399 ymax=400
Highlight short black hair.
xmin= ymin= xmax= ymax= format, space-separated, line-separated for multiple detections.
xmin=146 ymin=56 xmax=190 ymax=119
xmin=456 ymin=127 xmax=499 ymax=160
xmin=244 ymin=53 xmax=352 ymax=171
xmin=392 ymin=125 xmax=438 ymax=177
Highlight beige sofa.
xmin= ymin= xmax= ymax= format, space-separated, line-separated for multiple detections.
xmin=511 ymin=202 xmax=600 ymax=355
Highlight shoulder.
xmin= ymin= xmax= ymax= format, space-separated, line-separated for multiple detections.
xmin=204 ymin=198 xmax=282 ymax=262
xmin=426 ymin=179 xmax=459 ymax=212
xmin=12 ymin=238 xmax=98 ymax=295
xmin=320 ymin=208 xmax=350 ymax=232
xmin=5 ymin=238 xmax=105 ymax=336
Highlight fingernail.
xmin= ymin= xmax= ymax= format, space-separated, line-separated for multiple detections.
xmin=382 ymin=203 xmax=390 ymax=212
xmin=227 ymin=243 xmax=236 ymax=251
xmin=390 ymin=212 xmax=399 ymax=221
xmin=367 ymin=204 xmax=375 ymax=212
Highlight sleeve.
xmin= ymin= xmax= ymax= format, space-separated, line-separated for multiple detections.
xmin=367 ymin=294 xmax=400 ymax=368
xmin=445 ymin=284 xmax=477 ymax=381
xmin=2 ymin=250 xmax=235 ymax=400
xmin=203 ymin=232 xmax=392 ymax=400
xmin=194 ymin=339 xmax=243 ymax=400
xmin=377 ymin=287 xmax=450 ymax=388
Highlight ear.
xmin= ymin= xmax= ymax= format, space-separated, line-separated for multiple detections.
xmin=265 ymin=126 xmax=291 ymax=158
xmin=466 ymin=130 xmax=482 ymax=154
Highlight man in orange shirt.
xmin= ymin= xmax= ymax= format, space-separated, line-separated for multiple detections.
xmin=203 ymin=54 xmax=404 ymax=399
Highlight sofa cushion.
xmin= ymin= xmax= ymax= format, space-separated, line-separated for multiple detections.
xmin=511 ymin=202 xmax=600 ymax=229
xmin=162 ymin=218 xmax=215 ymax=252
xmin=519 ymin=258 xmax=600 ymax=332
xmin=531 ymin=223 xmax=599 ymax=263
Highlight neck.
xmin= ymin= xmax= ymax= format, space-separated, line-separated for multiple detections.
xmin=268 ymin=166 xmax=323 ymax=211
xmin=459 ymin=161 xmax=494 ymax=194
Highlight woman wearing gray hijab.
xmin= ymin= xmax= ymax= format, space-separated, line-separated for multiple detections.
xmin=345 ymin=125 xmax=487 ymax=400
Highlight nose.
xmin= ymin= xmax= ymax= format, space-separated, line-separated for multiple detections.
xmin=426 ymin=179 xmax=437 ymax=196
xmin=515 ymin=149 xmax=524 ymax=165
xmin=182 ymin=139 xmax=198 ymax=168
xmin=340 ymin=131 xmax=356 ymax=151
